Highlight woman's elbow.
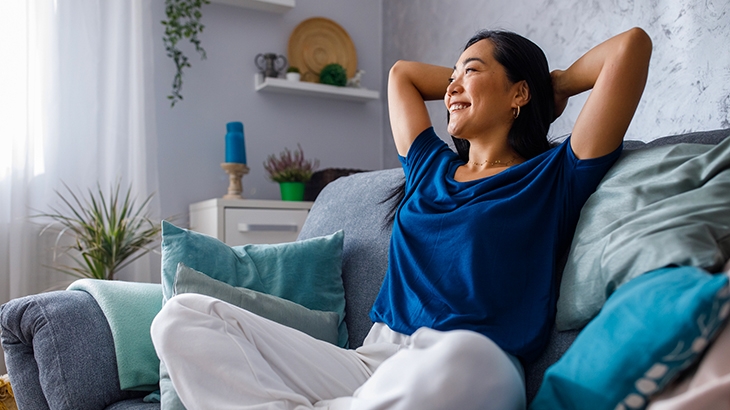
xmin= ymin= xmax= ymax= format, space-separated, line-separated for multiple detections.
xmin=389 ymin=60 xmax=410 ymax=82
xmin=625 ymin=27 xmax=653 ymax=62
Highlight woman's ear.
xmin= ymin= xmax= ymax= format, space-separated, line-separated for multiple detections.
xmin=513 ymin=80 xmax=531 ymax=107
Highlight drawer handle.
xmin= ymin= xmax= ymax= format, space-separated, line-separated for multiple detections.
xmin=238 ymin=223 xmax=299 ymax=233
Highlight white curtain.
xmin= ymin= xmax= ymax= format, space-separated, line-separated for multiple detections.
xmin=0 ymin=0 xmax=159 ymax=315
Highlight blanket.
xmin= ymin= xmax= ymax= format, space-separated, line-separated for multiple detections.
xmin=67 ymin=279 xmax=162 ymax=391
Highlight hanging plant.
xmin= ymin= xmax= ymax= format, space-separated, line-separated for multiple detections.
xmin=161 ymin=0 xmax=211 ymax=107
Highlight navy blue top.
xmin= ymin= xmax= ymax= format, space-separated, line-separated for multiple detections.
xmin=370 ymin=127 xmax=622 ymax=363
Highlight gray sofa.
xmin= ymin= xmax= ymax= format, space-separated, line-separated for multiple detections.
xmin=2 ymin=129 xmax=729 ymax=410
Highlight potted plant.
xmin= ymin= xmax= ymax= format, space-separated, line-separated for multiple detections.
xmin=286 ymin=66 xmax=301 ymax=82
xmin=263 ymin=144 xmax=319 ymax=201
xmin=36 ymin=182 xmax=162 ymax=280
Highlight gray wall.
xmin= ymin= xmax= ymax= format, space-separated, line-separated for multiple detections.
xmin=382 ymin=0 xmax=730 ymax=169
xmin=152 ymin=1 xmax=384 ymax=224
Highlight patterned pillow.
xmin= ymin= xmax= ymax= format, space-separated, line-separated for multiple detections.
xmin=531 ymin=266 xmax=730 ymax=410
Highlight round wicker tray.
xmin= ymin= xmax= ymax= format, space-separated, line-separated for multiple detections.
xmin=288 ymin=17 xmax=357 ymax=83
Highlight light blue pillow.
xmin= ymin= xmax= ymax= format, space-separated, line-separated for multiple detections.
xmin=531 ymin=266 xmax=730 ymax=410
xmin=173 ymin=263 xmax=340 ymax=345
xmin=158 ymin=222 xmax=347 ymax=410
xmin=160 ymin=221 xmax=347 ymax=347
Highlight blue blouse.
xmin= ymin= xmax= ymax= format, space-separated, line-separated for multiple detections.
xmin=370 ymin=127 xmax=622 ymax=363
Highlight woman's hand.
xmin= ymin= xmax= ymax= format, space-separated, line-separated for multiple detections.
xmin=550 ymin=69 xmax=569 ymax=122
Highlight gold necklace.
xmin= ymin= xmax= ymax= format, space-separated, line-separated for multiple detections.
xmin=469 ymin=157 xmax=517 ymax=167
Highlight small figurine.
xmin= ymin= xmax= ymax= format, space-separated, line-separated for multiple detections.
xmin=346 ymin=69 xmax=365 ymax=88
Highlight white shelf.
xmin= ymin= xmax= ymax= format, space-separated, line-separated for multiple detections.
xmin=210 ymin=0 xmax=294 ymax=13
xmin=255 ymin=75 xmax=380 ymax=103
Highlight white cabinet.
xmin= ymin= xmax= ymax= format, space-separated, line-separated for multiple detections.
xmin=189 ymin=198 xmax=313 ymax=246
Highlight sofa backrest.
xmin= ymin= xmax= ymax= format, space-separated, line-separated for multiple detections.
xmin=298 ymin=168 xmax=404 ymax=348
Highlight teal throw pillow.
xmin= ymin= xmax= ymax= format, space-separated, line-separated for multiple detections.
xmin=531 ymin=266 xmax=730 ymax=410
xmin=173 ymin=263 xmax=340 ymax=345
xmin=158 ymin=222 xmax=346 ymax=410
xmin=160 ymin=221 xmax=347 ymax=347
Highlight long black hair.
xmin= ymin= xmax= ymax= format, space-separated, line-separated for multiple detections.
xmin=384 ymin=30 xmax=556 ymax=226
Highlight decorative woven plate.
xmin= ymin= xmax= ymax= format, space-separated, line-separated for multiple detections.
xmin=288 ymin=17 xmax=357 ymax=83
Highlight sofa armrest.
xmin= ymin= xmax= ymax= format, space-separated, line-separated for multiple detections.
xmin=1 ymin=291 xmax=146 ymax=410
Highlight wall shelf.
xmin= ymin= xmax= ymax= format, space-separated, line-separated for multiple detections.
xmin=255 ymin=75 xmax=380 ymax=103
xmin=209 ymin=0 xmax=294 ymax=13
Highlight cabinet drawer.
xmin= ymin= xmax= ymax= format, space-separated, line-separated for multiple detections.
xmin=224 ymin=208 xmax=308 ymax=245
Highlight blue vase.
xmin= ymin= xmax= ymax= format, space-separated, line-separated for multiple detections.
xmin=225 ymin=122 xmax=246 ymax=164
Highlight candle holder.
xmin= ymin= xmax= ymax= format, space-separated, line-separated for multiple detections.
xmin=221 ymin=163 xmax=250 ymax=199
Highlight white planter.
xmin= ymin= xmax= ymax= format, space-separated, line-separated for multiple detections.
xmin=286 ymin=72 xmax=301 ymax=82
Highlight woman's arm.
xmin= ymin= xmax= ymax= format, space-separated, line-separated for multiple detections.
xmin=552 ymin=27 xmax=652 ymax=159
xmin=388 ymin=61 xmax=452 ymax=156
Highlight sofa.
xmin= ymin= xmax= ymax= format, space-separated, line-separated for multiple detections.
xmin=2 ymin=128 xmax=730 ymax=410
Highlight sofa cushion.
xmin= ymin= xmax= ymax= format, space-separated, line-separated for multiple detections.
xmin=173 ymin=263 xmax=340 ymax=345
xmin=532 ymin=266 xmax=730 ymax=410
xmin=160 ymin=221 xmax=347 ymax=346
xmin=558 ymin=133 xmax=730 ymax=330
xmin=159 ymin=222 xmax=346 ymax=409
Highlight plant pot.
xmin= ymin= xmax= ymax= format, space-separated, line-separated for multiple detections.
xmin=279 ymin=182 xmax=305 ymax=201
xmin=286 ymin=72 xmax=301 ymax=81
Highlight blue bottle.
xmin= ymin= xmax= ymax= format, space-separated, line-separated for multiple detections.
xmin=225 ymin=122 xmax=246 ymax=164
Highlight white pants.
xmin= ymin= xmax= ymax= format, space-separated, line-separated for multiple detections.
xmin=151 ymin=293 xmax=526 ymax=410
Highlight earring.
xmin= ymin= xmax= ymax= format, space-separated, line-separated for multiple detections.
xmin=513 ymin=106 xmax=521 ymax=119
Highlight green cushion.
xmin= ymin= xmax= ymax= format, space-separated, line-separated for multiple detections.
xmin=173 ymin=263 xmax=340 ymax=345
xmin=558 ymin=138 xmax=730 ymax=330
xmin=532 ymin=266 xmax=730 ymax=410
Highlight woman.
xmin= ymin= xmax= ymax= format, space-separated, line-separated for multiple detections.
xmin=152 ymin=27 xmax=651 ymax=410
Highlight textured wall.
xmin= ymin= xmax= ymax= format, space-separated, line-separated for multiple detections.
xmin=382 ymin=0 xmax=730 ymax=168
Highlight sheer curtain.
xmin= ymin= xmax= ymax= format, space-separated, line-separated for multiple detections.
xmin=0 ymin=0 xmax=159 ymax=337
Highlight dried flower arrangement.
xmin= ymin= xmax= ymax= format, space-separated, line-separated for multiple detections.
xmin=263 ymin=144 xmax=320 ymax=183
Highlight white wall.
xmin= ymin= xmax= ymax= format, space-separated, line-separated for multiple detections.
xmin=152 ymin=1 xmax=384 ymax=225
xmin=382 ymin=0 xmax=730 ymax=169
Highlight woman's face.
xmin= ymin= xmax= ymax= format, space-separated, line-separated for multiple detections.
xmin=445 ymin=39 xmax=517 ymax=139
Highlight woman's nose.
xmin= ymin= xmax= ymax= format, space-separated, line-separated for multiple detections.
xmin=447 ymin=78 xmax=462 ymax=95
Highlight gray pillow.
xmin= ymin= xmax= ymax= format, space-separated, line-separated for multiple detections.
xmin=173 ymin=263 xmax=340 ymax=344
xmin=557 ymin=137 xmax=730 ymax=330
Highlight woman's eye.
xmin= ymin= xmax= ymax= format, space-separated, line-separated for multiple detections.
xmin=465 ymin=68 xmax=476 ymax=73
xmin=448 ymin=77 xmax=454 ymax=83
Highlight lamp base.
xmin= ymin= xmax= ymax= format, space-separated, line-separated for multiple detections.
xmin=221 ymin=163 xmax=250 ymax=199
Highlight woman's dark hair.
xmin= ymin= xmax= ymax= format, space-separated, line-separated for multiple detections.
xmin=384 ymin=30 xmax=555 ymax=226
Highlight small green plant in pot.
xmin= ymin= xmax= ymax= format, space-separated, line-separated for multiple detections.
xmin=286 ymin=66 xmax=301 ymax=81
xmin=263 ymin=144 xmax=319 ymax=201
xmin=36 ymin=181 xmax=162 ymax=280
